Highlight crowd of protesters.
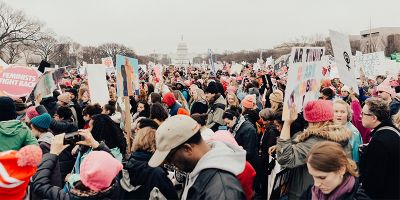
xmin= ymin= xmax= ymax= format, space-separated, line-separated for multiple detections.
xmin=0 ymin=63 xmax=399 ymax=200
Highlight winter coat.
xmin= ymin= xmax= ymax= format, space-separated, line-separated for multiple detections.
xmin=301 ymin=177 xmax=371 ymax=200
xmin=231 ymin=116 xmax=258 ymax=167
xmin=206 ymin=95 xmax=226 ymax=132
xmin=169 ymin=101 xmax=182 ymax=116
xmin=190 ymin=101 xmax=208 ymax=115
xmin=347 ymin=122 xmax=363 ymax=163
xmin=120 ymin=151 xmax=178 ymax=200
xmin=32 ymin=153 xmax=121 ymax=200
xmin=0 ymin=120 xmax=38 ymax=151
xmin=276 ymin=125 xmax=353 ymax=200
xmin=181 ymin=141 xmax=247 ymax=200
xmin=50 ymin=119 xmax=78 ymax=135
xmin=359 ymin=120 xmax=400 ymax=200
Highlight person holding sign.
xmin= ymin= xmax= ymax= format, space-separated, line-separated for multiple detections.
xmin=276 ymin=100 xmax=352 ymax=199
xmin=301 ymin=141 xmax=369 ymax=199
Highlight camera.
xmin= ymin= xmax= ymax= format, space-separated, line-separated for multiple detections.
xmin=64 ymin=131 xmax=83 ymax=145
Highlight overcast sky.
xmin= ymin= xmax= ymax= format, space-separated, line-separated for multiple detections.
xmin=3 ymin=0 xmax=400 ymax=55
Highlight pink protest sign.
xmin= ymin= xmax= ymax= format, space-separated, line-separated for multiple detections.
xmin=0 ymin=66 xmax=39 ymax=98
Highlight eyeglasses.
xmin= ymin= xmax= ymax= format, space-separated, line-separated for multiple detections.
xmin=361 ymin=112 xmax=374 ymax=117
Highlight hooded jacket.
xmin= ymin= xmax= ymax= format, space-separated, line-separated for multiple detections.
xmin=181 ymin=141 xmax=247 ymax=200
xmin=32 ymin=154 xmax=121 ymax=200
xmin=0 ymin=120 xmax=38 ymax=151
xmin=276 ymin=124 xmax=352 ymax=200
xmin=120 ymin=151 xmax=178 ymax=200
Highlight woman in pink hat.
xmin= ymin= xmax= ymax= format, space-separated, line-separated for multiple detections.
xmin=275 ymin=100 xmax=353 ymax=199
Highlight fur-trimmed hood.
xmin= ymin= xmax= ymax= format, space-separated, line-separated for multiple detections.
xmin=296 ymin=122 xmax=352 ymax=144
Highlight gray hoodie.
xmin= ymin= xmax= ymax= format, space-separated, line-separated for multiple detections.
xmin=181 ymin=141 xmax=246 ymax=200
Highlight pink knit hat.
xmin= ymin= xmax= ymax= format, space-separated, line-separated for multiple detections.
xmin=26 ymin=106 xmax=39 ymax=120
xmin=303 ymin=100 xmax=334 ymax=123
xmin=80 ymin=151 xmax=123 ymax=192
xmin=208 ymin=130 xmax=239 ymax=146
xmin=377 ymin=83 xmax=395 ymax=97
xmin=242 ymin=95 xmax=256 ymax=109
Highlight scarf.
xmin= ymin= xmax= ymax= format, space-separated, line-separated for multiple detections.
xmin=232 ymin=115 xmax=246 ymax=137
xmin=311 ymin=175 xmax=355 ymax=200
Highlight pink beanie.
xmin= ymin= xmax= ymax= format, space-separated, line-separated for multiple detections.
xmin=303 ymin=100 xmax=334 ymax=123
xmin=226 ymin=86 xmax=238 ymax=94
xmin=242 ymin=95 xmax=256 ymax=109
xmin=80 ymin=151 xmax=123 ymax=192
xmin=377 ymin=83 xmax=395 ymax=97
xmin=208 ymin=130 xmax=239 ymax=146
xmin=26 ymin=106 xmax=39 ymax=120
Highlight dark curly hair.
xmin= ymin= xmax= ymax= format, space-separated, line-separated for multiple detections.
xmin=82 ymin=103 xmax=102 ymax=117
xmin=91 ymin=114 xmax=127 ymax=155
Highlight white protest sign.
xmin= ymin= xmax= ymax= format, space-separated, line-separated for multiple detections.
xmin=329 ymin=30 xmax=358 ymax=94
xmin=230 ymin=64 xmax=243 ymax=75
xmin=282 ymin=47 xmax=325 ymax=120
xmin=86 ymin=64 xmax=110 ymax=105
xmin=354 ymin=51 xmax=385 ymax=78
xmin=101 ymin=57 xmax=114 ymax=68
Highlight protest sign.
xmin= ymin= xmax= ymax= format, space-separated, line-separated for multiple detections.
xmin=282 ymin=47 xmax=325 ymax=120
xmin=321 ymin=55 xmax=339 ymax=79
xmin=86 ymin=64 xmax=110 ymax=105
xmin=29 ymin=68 xmax=65 ymax=101
xmin=268 ymin=168 xmax=293 ymax=200
xmin=329 ymin=30 xmax=358 ymax=94
xmin=354 ymin=51 xmax=386 ymax=78
xmin=0 ymin=66 xmax=40 ymax=98
xmin=116 ymin=54 xmax=140 ymax=97
xmin=230 ymin=63 xmax=243 ymax=75
xmin=101 ymin=57 xmax=114 ymax=68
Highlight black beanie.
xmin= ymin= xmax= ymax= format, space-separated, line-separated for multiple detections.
xmin=0 ymin=96 xmax=17 ymax=121
xmin=205 ymin=81 xmax=219 ymax=94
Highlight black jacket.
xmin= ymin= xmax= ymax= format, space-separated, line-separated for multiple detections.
xmin=50 ymin=119 xmax=78 ymax=135
xmin=190 ymin=101 xmax=208 ymax=115
xmin=32 ymin=153 xmax=121 ymax=200
xmin=390 ymin=98 xmax=400 ymax=116
xmin=186 ymin=168 xmax=246 ymax=200
xmin=359 ymin=120 xmax=400 ymax=199
xmin=301 ymin=178 xmax=371 ymax=200
xmin=258 ymin=124 xmax=279 ymax=170
xmin=120 ymin=151 xmax=178 ymax=200
xmin=232 ymin=120 xmax=258 ymax=167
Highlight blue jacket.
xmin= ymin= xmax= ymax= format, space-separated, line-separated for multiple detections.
xmin=169 ymin=102 xmax=182 ymax=116
xmin=347 ymin=122 xmax=363 ymax=163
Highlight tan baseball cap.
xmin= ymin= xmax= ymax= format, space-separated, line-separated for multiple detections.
xmin=148 ymin=115 xmax=201 ymax=167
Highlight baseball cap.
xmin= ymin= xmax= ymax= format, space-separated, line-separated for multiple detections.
xmin=148 ymin=115 xmax=201 ymax=167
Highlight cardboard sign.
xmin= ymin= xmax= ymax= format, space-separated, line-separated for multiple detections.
xmin=101 ymin=57 xmax=114 ymax=68
xmin=329 ymin=30 xmax=358 ymax=94
xmin=354 ymin=51 xmax=386 ymax=78
xmin=116 ymin=55 xmax=140 ymax=97
xmin=87 ymin=64 xmax=110 ymax=105
xmin=0 ymin=66 xmax=40 ymax=98
xmin=282 ymin=47 xmax=325 ymax=120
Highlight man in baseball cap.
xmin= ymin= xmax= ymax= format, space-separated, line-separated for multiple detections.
xmin=149 ymin=115 xmax=247 ymax=199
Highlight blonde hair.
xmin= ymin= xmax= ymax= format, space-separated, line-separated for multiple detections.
xmin=132 ymin=127 xmax=157 ymax=153
xmin=307 ymin=141 xmax=358 ymax=177
xmin=226 ymin=92 xmax=240 ymax=107
xmin=333 ymin=99 xmax=352 ymax=122
xmin=78 ymin=86 xmax=88 ymax=101
xmin=173 ymin=90 xmax=189 ymax=110
xmin=393 ymin=111 xmax=400 ymax=129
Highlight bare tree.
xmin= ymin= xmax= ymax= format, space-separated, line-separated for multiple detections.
xmin=2 ymin=42 xmax=24 ymax=63
xmin=98 ymin=43 xmax=137 ymax=64
xmin=33 ymin=32 xmax=58 ymax=61
xmin=0 ymin=2 xmax=41 ymax=49
xmin=81 ymin=46 xmax=102 ymax=64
